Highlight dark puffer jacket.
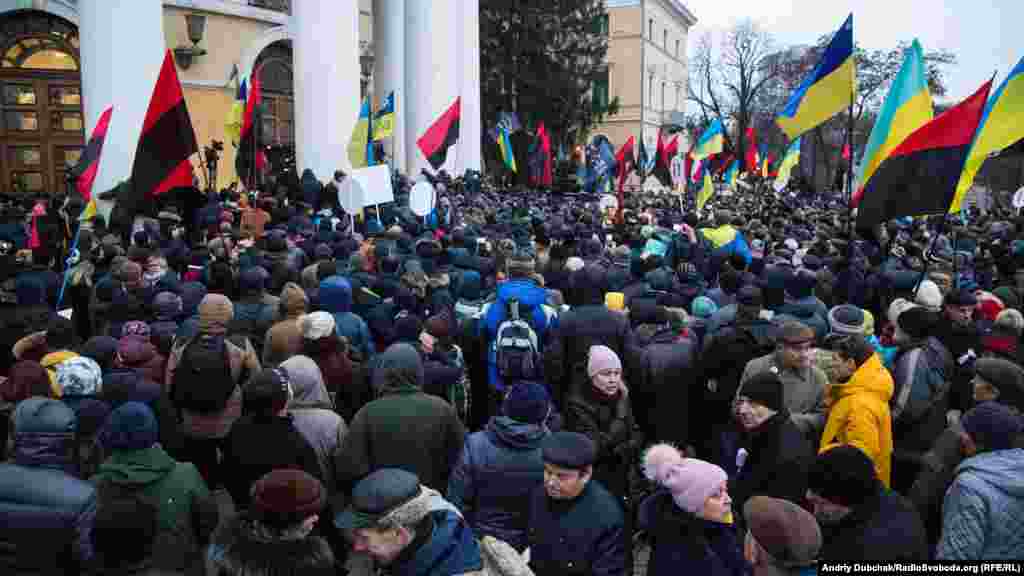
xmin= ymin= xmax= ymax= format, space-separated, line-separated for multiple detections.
xmin=637 ymin=490 xmax=748 ymax=576
xmin=819 ymin=488 xmax=928 ymax=562
xmin=447 ymin=416 xmax=548 ymax=551
xmin=0 ymin=398 xmax=98 ymax=572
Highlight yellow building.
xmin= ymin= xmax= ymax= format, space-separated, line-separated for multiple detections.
xmin=594 ymin=0 xmax=696 ymax=153
xmin=0 ymin=0 xmax=374 ymax=195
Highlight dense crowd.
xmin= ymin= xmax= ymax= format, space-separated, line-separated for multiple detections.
xmin=0 ymin=173 xmax=1021 ymax=575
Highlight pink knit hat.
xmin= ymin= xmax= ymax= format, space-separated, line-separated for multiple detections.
xmin=587 ymin=345 xmax=622 ymax=378
xmin=644 ymin=447 xmax=728 ymax=515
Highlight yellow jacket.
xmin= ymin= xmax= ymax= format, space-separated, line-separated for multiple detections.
xmin=820 ymin=353 xmax=895 ymax=487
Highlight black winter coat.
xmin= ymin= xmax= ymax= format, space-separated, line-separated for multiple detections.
xmin=565 ymin=386 xmax=642 ymax=503
xmin=627 ymin=327 xmax=697 ymax=447
xmin=220 ymin=414 xmax=323 ymax=511
xmin=637 ymin=490 xmax=748 ymax=576
xmin=545 ymin=305 xmax=634 ymax=411
xmin=729 ymin=410 xmax=812 ymax=526
xmin=819 ymin=488 xmax=928 ymax=562
xmin=527 ymin=481 xmax=626 ymax=576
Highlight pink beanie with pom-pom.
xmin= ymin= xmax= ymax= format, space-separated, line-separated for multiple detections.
xmin=643 ymin=443 xmax=728 ymax=515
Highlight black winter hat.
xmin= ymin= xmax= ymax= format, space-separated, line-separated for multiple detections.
xmin=807 ymin=445 xmax=879 ymax=508
xmin=740 ymin=371 xmax=784 ymax=412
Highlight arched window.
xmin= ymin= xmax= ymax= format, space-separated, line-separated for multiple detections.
xmin=0 ymin=11 xmax=79 ymax=70
xmin=0 ymin=11 xmax=82 ymax=195
xmin=254 ymin=40 xmax=294 ymax=146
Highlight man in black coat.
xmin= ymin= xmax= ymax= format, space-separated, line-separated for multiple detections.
xmin=729 ymin=371 xmax=812 ymax=529
xmin=807 ymin=445 xmax=928 ymax=562
xmin=527 ymin=432 xmax=626 ymax=576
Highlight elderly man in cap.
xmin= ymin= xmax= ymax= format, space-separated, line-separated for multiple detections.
xmin=807 ymin=445 xmax=927 ymax=561
xmin=934 ymin=288 xmax=982 ymax=415
xmin=743 ymin=496 xmax=821 ymax=576
xmin=527 ymin=431 xmax=625 ymax=576
xmin=730 ymin=371 xmax=813 ymax=523
xmin=337 ymin=468 xmax=485 ymax=575
xmin=936 ymin=402 xmax=1024 ymax=560
xmin=741 ymin=320 xmax=828 ymax=438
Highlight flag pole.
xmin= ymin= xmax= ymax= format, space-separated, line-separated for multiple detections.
xmin=845 ymin=87 xmax=856 ymax=260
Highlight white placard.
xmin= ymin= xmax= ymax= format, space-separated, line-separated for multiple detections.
xmin=350 ymin=164 xmax=394 ymax=207
xmin=671 ymin=156 xmax=685 ymax=186
xmin=599 ymin=194 xmax=618 ymax=212
xmin=337 ymin=177 xmax=365 ymax=214
xmin=410 ymin=181 xmax=435 ymax=217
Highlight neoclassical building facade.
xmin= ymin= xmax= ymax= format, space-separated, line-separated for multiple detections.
xmin=0 ymin=0 xmax=481 ymax=198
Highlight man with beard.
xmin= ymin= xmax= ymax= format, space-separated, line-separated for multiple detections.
xmin=807 ymin=445 xmax=927 ymax=562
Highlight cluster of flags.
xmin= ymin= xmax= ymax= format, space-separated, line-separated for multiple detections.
xmin=773 ymin=13 xmax=1024 ymax=230
xmin=348 ymin=91 xmax=397 ymax=169
xmin=68 ymin=49 xmax=198 ymax=240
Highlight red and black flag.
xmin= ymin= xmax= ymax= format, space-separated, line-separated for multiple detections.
xmin=69 ymin=106 xmax=112 ymax=202
xmin=528 ymin=121 xmax=553 ymax=188
xmin=236 ymin=68 xmax=266 ymax=188
xmin=126 ymin=50 xmax=198 ymax=229
xmin=856 ymin=79 xmax=992 ymax=229
xmin=417 ymin=97 xmax=461 ymax=170
xmin=653 ymin=131 xmax=678 ymax=186
xmin=615 ymin=135 xmax=636 ymax=222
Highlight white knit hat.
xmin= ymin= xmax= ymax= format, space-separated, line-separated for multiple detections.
xmin=914 ymin=280 xmax=943 ymax=312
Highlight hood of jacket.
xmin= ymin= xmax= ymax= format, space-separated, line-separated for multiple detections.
xmin=179 ymin=282 xmax=208 ymax=318
xmin=13 ymin=397 xmax=77 ymax=473
xmin=954 ymin=449 xmax=1024 ymax=501
xmin=280 ymin=282 xmax=308 ymax=319
xmin=118 ymin=337 xmax=158 ymax=367
xmin=319 ymin=275 xmax=353 ymax=314
xmin=487 ymin=415 xmax=547 ymax=450
xmin=836 ymin=353 xmax=894 ymax=403
xmin=458 ymin=269 xmax=482 ymax=300
xmin=280 ymin=355 xmax=332 ymax=408
xmin=495 ymin=278 xmax=548 ymax=309
xmin=96 ymin=444 xmax=177 ymax=486
xmin=373 ymin=343 xmax=424 ymax=394
xmin=776 ymin=297 xmax=822 ymax=320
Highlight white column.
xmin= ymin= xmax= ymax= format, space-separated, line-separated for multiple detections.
xmin=456 ymin=0 xmax=482 ymax=174
xmin=78 ymin=0 xmax=166 ymax=207
xmin=293 ymin=0 xmax=360 ymax=179
xmin=373 ymin=0 xmax=405 ymax=174
xmin=404 ymin=0 xmax=459 ymax=176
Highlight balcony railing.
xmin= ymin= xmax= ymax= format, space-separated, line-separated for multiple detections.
xmin=248 ymin=0 xmax=290 ymax=14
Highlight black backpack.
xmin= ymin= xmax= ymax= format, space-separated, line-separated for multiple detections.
xmin=171 ymin=337 xmax=235 ymax=414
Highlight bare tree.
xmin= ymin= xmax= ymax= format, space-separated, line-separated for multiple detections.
xmin=688 ymin=20 xmax=780 ymax=165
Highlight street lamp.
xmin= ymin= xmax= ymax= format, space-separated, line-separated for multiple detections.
xmin=359 ymin=44 xmax=374 ymax=100
xmin=174 ymin=13 xmax=208 ymax=70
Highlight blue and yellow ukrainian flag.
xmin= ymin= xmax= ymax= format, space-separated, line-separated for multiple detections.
xmin=373 ymin=91 xmax=395 ymax=141
xmin=774 ymin=138 xmax=802 ymax=187
xmin=724 ymin=159 xmax=739 ymax=191
xmin=692 ymin=119 xmax=724 ymax=161
xmin=777 ymin=14 xmax=855 ymax=140
xmin=696 ymin=165 xmax=715 ymax=211
xmin=500 ymin=125 xmax=517 ymax=173
xmin=950 ymin=56 xmax=1024 ymax=213
xmin=701 ymin=223 xmax=752 ymax=265
xmin=348 ymin=97 xmax=371 ymax=169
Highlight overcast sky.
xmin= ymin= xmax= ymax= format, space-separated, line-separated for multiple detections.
xmin=683 ymin=0 xmax=1022 ymax=104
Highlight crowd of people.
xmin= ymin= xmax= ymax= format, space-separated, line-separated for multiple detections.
xmin=0 ymin=170 xmax=1021 ymax=575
